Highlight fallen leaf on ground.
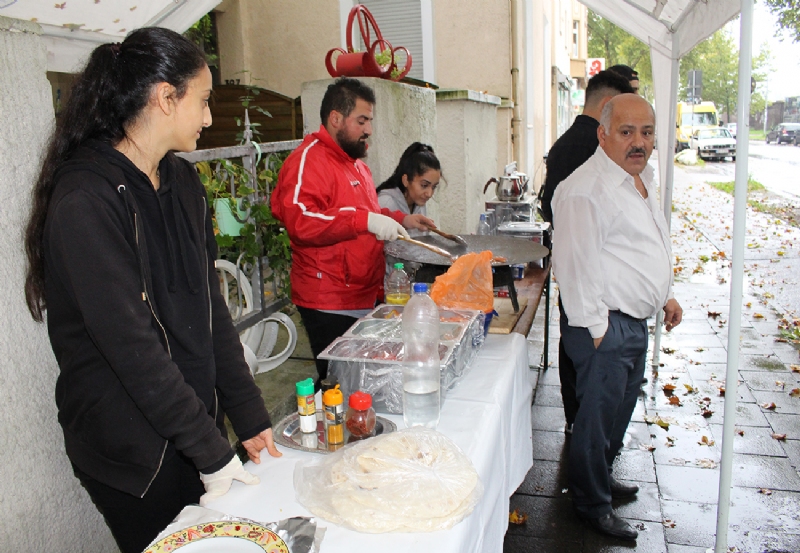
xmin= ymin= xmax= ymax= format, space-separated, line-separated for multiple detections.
xmin=776 ymin=381 xmax=785 ymax=389
xmin=662 ymin=347 xmax=676 ymax=354
xmin=684 ymin=384 xmax=697 ymax=394
xmin=639 ymin=443 xmax=656 ymax=452
xmin=719 ymin=386 xmax=726 ymax=396
xmin=736 ymin=428 xmax=745 ymax=436
xmin=758 ymin=488 xmax=773 ymax=495
xmin=791 ymin=365 xmax=800 ymax=373
xmin=772 ymin=433 xmax=787 ymax=441
xmin=708 ymin=311 xmax=722 ymax=319
xmin=644 ymin=414 xmax=673 ymax=430
xmin=790 ymin=388 xmax=800 ymax=397
xmin=663 ymin=519 xmax=677 ymax=528
xmin=697 ymin=458 xmax=717 ymax=469
xmin=663 ymin=383 xmax=677 ymax=394
xmin=666 ymin=436 xmax=677 ymax=447
xmin=668 ymin=396 xmax=682 ymax=405
xmin=698 ymin=436 xmax=715 ymax=446
xmin=509 ymin=509 xmax=528 ymax=525
xmin=745 ymin=302 xmax=752 ymax=308
xmin=761 ymin=402 xmax=777 ymax=410
xmin=754 ymin=313 xmax=765 ymax=319
xmin=701 ymin=408 xmax=714 ymax=418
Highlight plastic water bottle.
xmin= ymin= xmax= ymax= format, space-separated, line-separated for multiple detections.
xmin=401 ymin=282 xmax=441 ymax=429
xmin=385 ymin=262 xmax=411 ymax=305
xmin=476 ymin=213 xmax=492 ymax=235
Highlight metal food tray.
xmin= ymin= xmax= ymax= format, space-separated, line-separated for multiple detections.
xmin=273 ymin=411 xmax=396 ymax=454
xmin=346 ymin=318 xmax=466 ymax=342
xmin=319 ymin=304 xmax=485 ymax=414
xmin=368 ymin=304 xmax=476 ymax=322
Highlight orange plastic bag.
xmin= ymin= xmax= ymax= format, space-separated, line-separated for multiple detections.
xmin=430 ymin=250 xmax=494 ymax=313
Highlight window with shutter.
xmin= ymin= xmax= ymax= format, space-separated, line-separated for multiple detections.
xmin=358 ymin=0 xmax=425 ymax=81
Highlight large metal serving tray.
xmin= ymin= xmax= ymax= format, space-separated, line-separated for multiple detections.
xmin=319 ymin=305 xmax=486 ymax=414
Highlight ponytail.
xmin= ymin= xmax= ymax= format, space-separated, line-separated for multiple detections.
xmin=24 ymin=27 xmax=207 ymax=321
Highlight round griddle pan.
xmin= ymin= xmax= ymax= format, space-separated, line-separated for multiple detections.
xmin=385 ymin=233 xmax=549 ymax=267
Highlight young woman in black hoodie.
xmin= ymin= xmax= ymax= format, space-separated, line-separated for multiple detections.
xmin=23 ymin=27 xmax=280 ymax=553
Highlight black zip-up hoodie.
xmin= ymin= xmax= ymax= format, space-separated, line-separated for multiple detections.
xmin=43 ymin=140 xmax=271 ymax=497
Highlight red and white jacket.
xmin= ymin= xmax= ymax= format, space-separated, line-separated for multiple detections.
xmin=271 ymin=126 xmax=405 ymax=310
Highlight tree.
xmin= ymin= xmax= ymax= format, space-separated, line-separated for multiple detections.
xmin=587 ymin=11 xmax=653 ymax=100
xmin=764 ymin=0 xmax=800 ymax=43
xmin=681 ymin=30 xmax=772 ymax=121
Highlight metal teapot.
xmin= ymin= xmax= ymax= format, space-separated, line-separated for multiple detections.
xmin=483 ymin=170 xmax=529 ymax=202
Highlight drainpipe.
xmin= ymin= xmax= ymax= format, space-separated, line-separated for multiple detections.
xmin=510 ymin=0 xmax=522 ymax=167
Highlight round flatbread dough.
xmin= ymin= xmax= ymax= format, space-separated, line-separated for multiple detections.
xmin=295 ymin=427 xmax=483 ymax=533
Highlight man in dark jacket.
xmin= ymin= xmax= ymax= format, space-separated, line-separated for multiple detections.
xmin=539 ymin=70 xmax=633 ymax=434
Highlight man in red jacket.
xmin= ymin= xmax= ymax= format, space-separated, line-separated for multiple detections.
xmin=272 ymin=77 xmax=433 ymax=386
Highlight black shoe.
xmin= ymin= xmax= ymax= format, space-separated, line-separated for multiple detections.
xmin=584 ymin=512 xmax=638 ymax=541
xmin=609 ymin=476 xmax=639 ymax=498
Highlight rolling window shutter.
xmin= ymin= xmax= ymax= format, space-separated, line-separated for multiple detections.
xmin=359 ymin=0 xmax=424 ymax=81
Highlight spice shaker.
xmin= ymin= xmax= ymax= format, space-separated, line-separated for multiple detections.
xmin=345 ymin=390 xmax=376 ymax=438
xmin=295 ymin=378 xmax=316 ymax=433
xmin=322 ymin=384 xmax=344 ymax=445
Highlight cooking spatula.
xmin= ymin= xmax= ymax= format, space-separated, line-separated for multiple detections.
xmin=398 ymin=235 xmax=458 ymax=261
xmin=429 ymin=227 xmax=469 ymax=247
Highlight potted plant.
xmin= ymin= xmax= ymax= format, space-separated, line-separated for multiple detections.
xmin=196 ymin=155 xmax=292 ymax=300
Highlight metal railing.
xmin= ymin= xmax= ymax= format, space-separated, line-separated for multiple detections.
xmin=177 ymin=115 xmax=301 ymax=334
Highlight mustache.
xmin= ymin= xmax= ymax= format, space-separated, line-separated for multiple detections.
xmin=626 ymin=147 xmax=646 ymax=157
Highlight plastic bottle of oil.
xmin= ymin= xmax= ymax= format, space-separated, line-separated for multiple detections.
xmin=385 ymin=262 xmax=411 ymax=305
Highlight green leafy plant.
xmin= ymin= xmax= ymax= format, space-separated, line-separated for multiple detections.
xmin=196 ymin=154 xmax=291 ymax=299
xmin=374 ymin=47 xmax=392 ymax=67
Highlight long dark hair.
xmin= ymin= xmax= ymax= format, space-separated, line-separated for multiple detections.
xmin=24 ymin=27 xmax=208 ymax=322
xmin=376 ymin=142 xmax=441 ymax=194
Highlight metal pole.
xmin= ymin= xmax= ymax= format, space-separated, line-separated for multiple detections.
xmin=715 ymin=1 xmax=753 ymax=550
xmin=652 ymin=40 xmax=681 ymax=369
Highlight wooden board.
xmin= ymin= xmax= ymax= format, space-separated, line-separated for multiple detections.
xmin=488 ymin=296 xmax=529 ymax=334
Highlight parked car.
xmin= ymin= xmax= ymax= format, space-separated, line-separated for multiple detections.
xmin=690 ymin=128 xmax=736 ymax=161
xmin=766 ymin=122 xmax=800 ymax=144
xmin=726 ymin=122 xmax=737 ymax=138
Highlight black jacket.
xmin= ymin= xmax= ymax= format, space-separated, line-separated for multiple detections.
xmin=43 ymin=140 xmax=271 ymax=497
xmin=539 ymin=115 xmax=600 ymax=225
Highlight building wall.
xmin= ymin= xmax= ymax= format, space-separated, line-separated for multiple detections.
xmin=0 ymin=17 xmax=117 ymax=552
xmin=216 ymin=0 xmax=339 ymax=97
xmin=432 ymin=0 xmax=511 ymax=99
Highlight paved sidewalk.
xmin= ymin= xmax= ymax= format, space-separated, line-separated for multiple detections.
xmin=504 ymin=167 xmax=800 ymax=552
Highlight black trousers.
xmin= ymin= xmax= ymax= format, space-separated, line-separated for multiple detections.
xmin=558 ymin=302 xmax=579 ymax=426
xmin=72 ymin=448 xmax=205 ymax=553
xmin=297 ymin=306 xmax=359 ymax=386
xmin=560 ymin=309 xmax=647 ymax=519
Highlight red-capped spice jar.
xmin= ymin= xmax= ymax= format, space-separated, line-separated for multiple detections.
xmin=345 ymin=391 xmax=377 ymax=438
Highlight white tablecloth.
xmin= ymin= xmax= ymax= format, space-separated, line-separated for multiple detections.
xmin=206 ymin=333 xmax=533 ymax=553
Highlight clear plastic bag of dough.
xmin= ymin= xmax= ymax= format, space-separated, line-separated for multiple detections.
xmin=294 ymin=427 xmax=483 ymax=533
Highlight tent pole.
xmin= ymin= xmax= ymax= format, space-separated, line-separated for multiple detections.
xmin=651 ymin=40 xmax=681 ymax=369
xmin=715 ymin=1 xmax=753 ymax=551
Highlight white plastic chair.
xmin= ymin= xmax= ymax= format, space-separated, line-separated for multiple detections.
xmin=215 ymin=259 xmax=297 ymax=375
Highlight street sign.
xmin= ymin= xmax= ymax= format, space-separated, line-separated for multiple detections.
xmin=587 ymin=58 xmax=605 ymax=77
xmin=688 ymin=69 xmax=702 ymax=103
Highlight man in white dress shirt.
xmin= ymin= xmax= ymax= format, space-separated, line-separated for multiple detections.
xmin=551 ymin=94 xmax=682 ymax=541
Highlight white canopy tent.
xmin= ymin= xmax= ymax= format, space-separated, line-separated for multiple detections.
xmin=0 ymin=0 xmax=758 ymax=550
xmin=0 ymin=0 xmax=222 ymax=73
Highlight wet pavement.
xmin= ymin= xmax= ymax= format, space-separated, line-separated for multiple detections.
xmin=505 ymin=162 xmax=800 ymax=552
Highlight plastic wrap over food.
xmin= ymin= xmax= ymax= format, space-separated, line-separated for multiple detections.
xmin=321 ymin=305 xmax=485 ymax=414
xmin=324 ymin=339 xmax=454 ymax=413
xmin=143 ymin=505 xmax=324 ymax=552
xmin=294 ymin=427 xmax=483 ymax=533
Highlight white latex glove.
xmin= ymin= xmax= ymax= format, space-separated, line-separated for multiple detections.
xmin=199 ymin=455 xmax=260 ymax=507
xmin=367 ymin=212 xmax=409 ymax=241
